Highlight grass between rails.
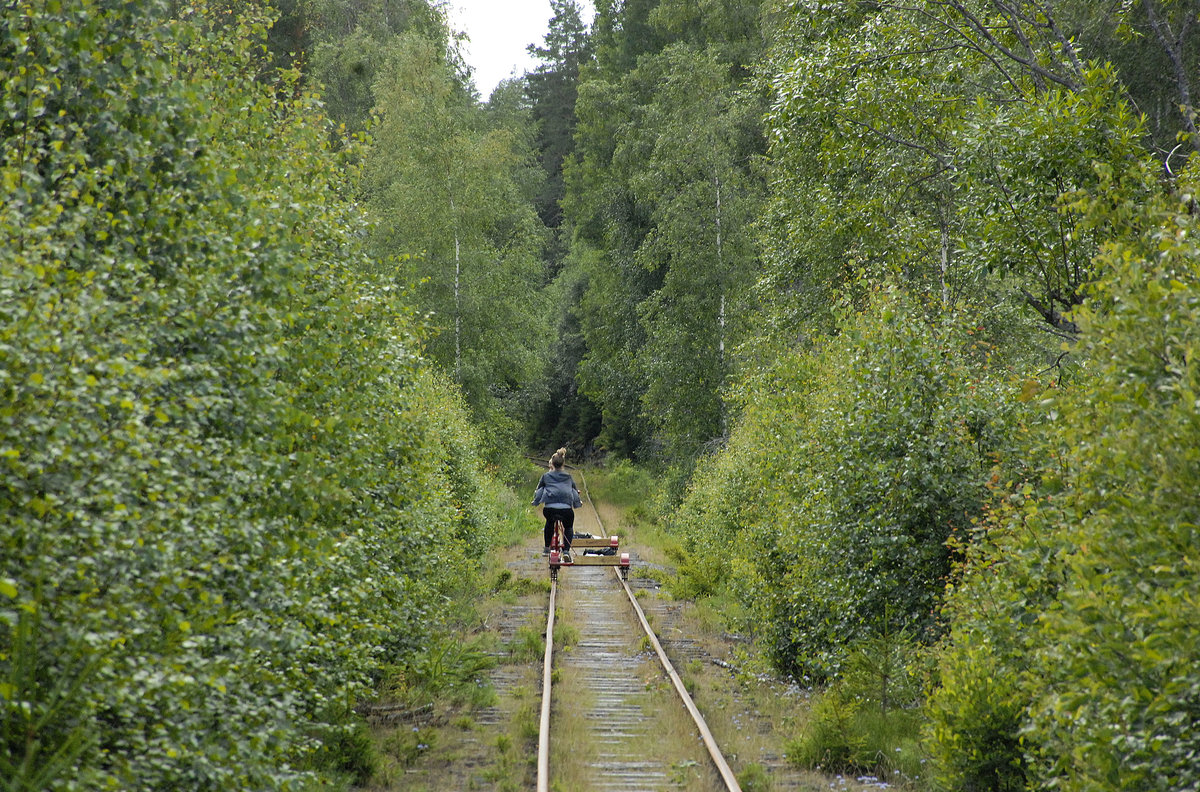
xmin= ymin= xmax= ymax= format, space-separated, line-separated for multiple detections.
xmin=549 ymin=573 xmax=725 ymax=791
xmin=362 ymin=460 xmax=921 ymax=791
xmin=545 ymin=588 xmax=599 ymax=792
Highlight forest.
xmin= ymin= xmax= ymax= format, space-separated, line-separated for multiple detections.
xmin=2 ymin=0 xmax=1199 ymax=790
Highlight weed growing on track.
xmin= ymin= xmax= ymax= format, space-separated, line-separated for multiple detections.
xmin=481 ymin=685 xmax=538 ymax=791
xmin=552 ymin=620 xmax=580 ymax=650
xmin=737 ymin=762 xmax=774 ymax=791
xmin=509 ymin=620 xmax=547 ymax=663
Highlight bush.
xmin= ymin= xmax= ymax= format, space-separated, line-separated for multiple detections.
xmin=787 ymin=686 xmax=866 ymax=773
xmin=924 ymin=631 xmax=1030 ymax=791
xmin=925 ymin=163 xmax=1200 ymax=790
xmin=0 ymin=2 xmax=495 ymax=788
xmin=672 ymin=286 xmax=1021 ymax=680
xmin=592 ymin=458 xmax=655 ymax=508
xmin=1024 ymin=168 xmax=1200 ymax=791
xmin=791 ymin=695 xmax=925 ymax=777
xmin=303 ymin=718 xmax=379 ymax=786
xmin=788 ymin=630 xmax=927 ymax=782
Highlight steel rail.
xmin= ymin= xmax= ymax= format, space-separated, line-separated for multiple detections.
xmin=576 ymin=468 xmax=743 ymax=792
xmin=537 ymin=577 xmax=556 ymax=792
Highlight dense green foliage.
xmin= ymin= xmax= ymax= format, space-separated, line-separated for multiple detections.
xmin=0 ymin=1 xmax=498 ymax=788
xmin=562 ymin=0 xmax=766 ymax=464
xmin=8 ymin=0 xmax=1200 ymax=789
xmin=927 ymin=163 xmax=1200 ymax=791
xmin=760 ymin=0 xmax=1151 ymax=335
xmin=673 ymin=289 xmax=1021 ymax=680
xmin=362 ymin=29 xmax=549 ymax=434
xmin=673 ymin=0 xmax=1145 ymax=682
xmin=656 ymin=1 xmax=1200 ymax=788
xmin=265 ymin=0 xmax=452 ymax=134
xmin=1027 ymin=177 xmax=1200 ymax=790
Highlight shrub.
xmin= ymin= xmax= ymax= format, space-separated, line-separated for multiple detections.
xmin=925 ymin=162 xmax=1200 ymax=791
xmin=0 ymin=2 xmax=495 ymax=788
xmin=789 ymin=629 xmax=927 ymax=782
xmin=672 ymin=286 xmax=1021 ymax=680
xmin=787 ymin=685 xmax=865 ymax=773
xmin=593 ymin=458 xmax=655 ymax=508
xmin=924 ymin=628 xmax=1030 ymax=791
xmin=1023 ymin=168 xmax=1200 ymax=791
xmin=303 ymin=718 xmax=379 ymax=786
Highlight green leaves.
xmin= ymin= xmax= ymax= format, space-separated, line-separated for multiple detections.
xmin=567 ymin=32 xmax=766 ymax=463
xmin=556 ymin=4 xmax=1200 ymax=790
xmin=674 ymin=287 xmax=1020 ymax=681
xmin=1019 ymin=169 xmax=1200 ymax=791
xmin=926 ymin=156 xmax=1200 ymax=792
xmin=762 ymin=1 xmax=1150 ymax=339
xmin=364 ymin=31 xmax=549 ymax=421
xmin=1 ymin=1 xmax=497 ymax=788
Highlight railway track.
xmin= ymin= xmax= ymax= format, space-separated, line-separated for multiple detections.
xmin=535 ymin=466 xmax=742 ymax=792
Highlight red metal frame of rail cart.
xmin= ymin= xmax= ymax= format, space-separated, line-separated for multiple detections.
xmin=547 ymin=521 xmax=630 ymax=582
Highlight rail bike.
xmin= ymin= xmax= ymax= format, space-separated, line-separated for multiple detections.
xmin=545 ymin=517 xmax=630 ymax=582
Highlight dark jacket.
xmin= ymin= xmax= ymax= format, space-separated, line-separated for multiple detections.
xmin=532 ymin=470 xmax=583 ymax=510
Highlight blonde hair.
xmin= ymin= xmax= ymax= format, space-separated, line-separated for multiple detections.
xmin=549 ymin=447 xmax=567 ymax=469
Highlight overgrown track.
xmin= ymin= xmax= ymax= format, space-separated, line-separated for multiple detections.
xmin=535 ymin=466 xmax=742 ymax=792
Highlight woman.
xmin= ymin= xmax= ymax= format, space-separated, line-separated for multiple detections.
xmin=531 ymin=447 xmax=583 ymax=560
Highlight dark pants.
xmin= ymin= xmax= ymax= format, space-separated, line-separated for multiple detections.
xmin=542 ymin=507 xmax=574 ymax=551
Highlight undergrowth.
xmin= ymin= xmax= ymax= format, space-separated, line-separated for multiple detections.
xmin=785 ymin=632 xmax=928 ymax=786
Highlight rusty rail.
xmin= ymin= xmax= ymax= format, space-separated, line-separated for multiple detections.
xmin=537 ymin=577 xmax=556 ymax=792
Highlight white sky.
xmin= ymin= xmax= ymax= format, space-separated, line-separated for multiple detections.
xmin=446 ymin=0 xmax=596 ymax=98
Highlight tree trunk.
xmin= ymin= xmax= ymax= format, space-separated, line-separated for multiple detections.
xmin=715 ymin=174 xmax=725 ymax=357
xmin=940 ymin=213 xmax=950 ymax=309
xmin=1143 ymin=0 xmax=1200 ymax=152
xmin=450 ymin=188 xmax=461 ymax=379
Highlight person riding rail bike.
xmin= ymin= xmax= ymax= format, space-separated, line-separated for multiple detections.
xmin=532 ymin=447 xmax=583 ymax=562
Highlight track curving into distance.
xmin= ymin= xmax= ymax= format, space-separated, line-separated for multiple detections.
xmin=535 ymin=463 xmax=742 ymax=792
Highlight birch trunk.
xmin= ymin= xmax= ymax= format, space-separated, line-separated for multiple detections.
xmin=449 ymin=188 xmax=461 ymax=379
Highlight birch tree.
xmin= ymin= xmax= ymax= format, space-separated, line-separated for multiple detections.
xmin=763 ymin=0 xmax=1150 ymax=341
xmin=631 ymin=44 xmax=762 ymax=460
xmin=565 ymin=2 xmax=766 ymax=464
xmin=365 ymin=33 xmax=548 ymax=415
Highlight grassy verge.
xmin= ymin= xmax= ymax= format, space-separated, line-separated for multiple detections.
xmin=361 ymin=477 xmax=546 ymax=791
xmin=547 ymin=588 xmax=600 ymax=792
xmin=584 ymin=458 xmax=923 ymax=791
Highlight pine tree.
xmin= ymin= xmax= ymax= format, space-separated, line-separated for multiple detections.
xmin=526 ymin=0 xmax=593 ymax=272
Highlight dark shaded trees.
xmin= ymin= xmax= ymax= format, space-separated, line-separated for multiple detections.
xmin=562 ymin=0 xmax=767 ymax=466
xmin=526 ymin=0 xmax=593 ymax=250
xmin=263 ymin=0 xmax=453 ymax=134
